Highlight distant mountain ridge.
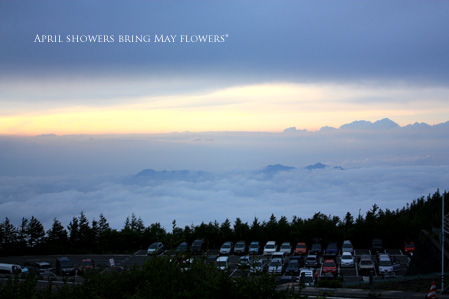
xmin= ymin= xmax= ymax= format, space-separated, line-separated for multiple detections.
xmin=305 ymin=162 xmax=344 ymax=170
xmin=128 ymin=163 xmax=344 ymax=184
xmin=282 ymin=118 xmax=449 ymax=133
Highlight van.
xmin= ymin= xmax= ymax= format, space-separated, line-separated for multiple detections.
xmin=0 ymin=263 xmax=23 ymax=276
xmin=191 ymin=239 xmax=206 ymax=255
xmin=56 ymin=257 xmax=76 ymax=276
xmin=216 ymin=256 xmax=229 ymax=270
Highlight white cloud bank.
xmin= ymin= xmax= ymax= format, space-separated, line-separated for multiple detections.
xmin=1 ymin=119 xmax=448 ymax=230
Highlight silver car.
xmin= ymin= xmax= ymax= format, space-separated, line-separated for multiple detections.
xmin=340 ymin=252 xmax=355 ymax=268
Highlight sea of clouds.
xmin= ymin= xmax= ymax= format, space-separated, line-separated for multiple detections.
xmin=1 ymin=119 xmax=448 ymax=230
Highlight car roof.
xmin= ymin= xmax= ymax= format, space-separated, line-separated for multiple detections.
xmin=217 ymin=256 xmax=228 ymax=261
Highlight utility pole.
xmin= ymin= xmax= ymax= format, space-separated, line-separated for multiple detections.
xmin=443 ymin=193 xmax=449 ymax=293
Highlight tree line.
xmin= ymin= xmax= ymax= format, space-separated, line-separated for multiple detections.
xmin=0 ymin=190 xmax=446 ymax=255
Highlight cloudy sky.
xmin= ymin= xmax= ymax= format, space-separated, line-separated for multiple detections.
xmin=1 ymin=1 xmax=448 ymax=230
xmin=1 ymin=1 xmax=449 ymax=134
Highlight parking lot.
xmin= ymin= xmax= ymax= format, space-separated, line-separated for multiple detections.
xmin=0 ymin=246 xmax=411 ymax=288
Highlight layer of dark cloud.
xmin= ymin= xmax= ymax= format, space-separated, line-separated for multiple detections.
xmin=1 ymin=1 xmax=448 ymax=86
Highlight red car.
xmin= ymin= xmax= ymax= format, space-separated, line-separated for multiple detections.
xmin=294 ymin=242 xmax=307 ymax=256
xmin=322 ymin=259 xmax=337 ymax=276
xmin=78 ymin=258 xmax=95 ymax=274
xmin=403 ymin=241 xmax=415 ymax=256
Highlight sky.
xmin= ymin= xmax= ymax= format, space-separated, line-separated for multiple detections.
xmin=1 ymin=0 xmax=449 ymax=134
xmin=1 ymin=1 xmax=449 ymax=231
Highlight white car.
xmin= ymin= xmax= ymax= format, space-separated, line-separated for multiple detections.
xmin=147 ymin=242 xmax=164 ymax=255
xmin=268 ymin=258 xmax=284 ymax=274
xmin=216 ymin=256 xmax=229 ymax=271
xmin=279 ymin=242 xmax=292 ymax=255
xmin=340 ymin=252 xmax=355 ymax=267
xmin=250 ymin=259 xmax=268 ymax=273
xmin=341 ymin=240 xmax=354 ymax=254
xmin=219 ymin=241 xmax=234 ymax=255
xmin=263 ymin=241 xmax=278 ymax=255
xmin=298 ymin=268 xmax=315 ymax=286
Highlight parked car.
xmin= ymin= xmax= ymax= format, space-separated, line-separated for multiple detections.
xmin=0 ymin=263 xmax=27 ymax=277
xmin=309 ymin=242 xmax=322 ymax=256
xmin=341 ymin=240 xmax=354 ymax=254
xmin=234 ymin=240 xmax=247 ymax=255
xmin=206 ymin=255 xmax=218 ymax=266
xmin=238 ymin=255 xmax=253 ymax=269
xmin=377 ymin=253 xmax=400 ymax=276
xmin=147 ymin=242 xmax=165 ymax=255
xmin=55 ymin=257 xmax=76 ymax=276
xmin=371 ymin=238 xmax=383 ymax=254
xmin=322 ymin=259 xmax=337 ymax=276
xmin=263 ymin=241 xmax=278 ymax=255
xmin=284 ymin=258 xmax=300 ymax=276
xmin=403 ymin=240 xmax=415 ymax=256
xmin=250 ymin=259 xmax=268 ymax=273
xmin=298 ymin=268 xmax=316 ymax=286
xmin=294 ymin=242 xmax=307 ymax=256
xmin=289 ymin=255 xmax=305 ymax=268
xmin=216 ymin=256 xmax=229 ymax=271
xmin=340 ymin=252 xmax=355 ymax=268
xmin=268 ymin=258 xmax=284 ymax=274
xmin=176 ymin=242 xmax=189 ymax=253
xmin=325 ymin=242 xmax=338 ymax=257
xmin=31 ymin=262 xmax=53 ymax=275
xmin=191 ymin=239 xmax=206 ymax=255
xmin=304 ymin=254 xmax=319 ymax=268
xmin=219 ymin=241 xmax=234 ymax=255
xmin=271 ymin=251 xmax=287 ymax=263
xmin=78 ymin=258 xmax=95 ymax=274
xmin=279 ymin=242 xmax=292 ymax=255
xmin=249 ymin=241 xmax=261 ymax=255
xmin=358 ymin=255 xmax=375 ymax=275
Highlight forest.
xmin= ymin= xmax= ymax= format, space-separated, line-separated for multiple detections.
xmin=0 ymin=190 xmax=446 ymax=255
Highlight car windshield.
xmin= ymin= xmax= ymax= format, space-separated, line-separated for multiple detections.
xmin=361 ymin=260 xmax=372 ymax=266
xmin=41 ymin=264 xmax=52 ymax=269
xmin=250 ymin=244 xmax=258 ymax=248
xmin=222 ymin=244 xmax=230 ymax=248
xmin=149 ymin=243 xmax=159 ymax=249
xmin=328 ymin=243 xmax=337 ymax=249
xmin=379 ymin=260 xmax=392 ymax=266
xmin=80 ymin=260 xmax=92 ymax=266
xmin=266 ymin=244 xmax=275 ymax=249
xmin=342 ymin=255 xmax=352 ymax=260
xmin=297 ymin=244 xmax=305 ymax=248
xmin=281 ymin=245 xmax=290 ymax=249
xmin=236 ymin=243 xmax=244 ymax=248
xmin=270 ymin=260 xmax=282 ymax=267
xmin=60 ymin=261 xmax=72 ymax=268
xmin=343 ymin=244 xmax=352 ymax=248
xmin=405 ymin=243 xmax=414 ymax=248
xmin=288 ymin=260 xmax=298 ymax=267
xmin=306 ymin=258 xmax=315 ymax=262
xmin=324 ymin=262 xmax=335 ymax=267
